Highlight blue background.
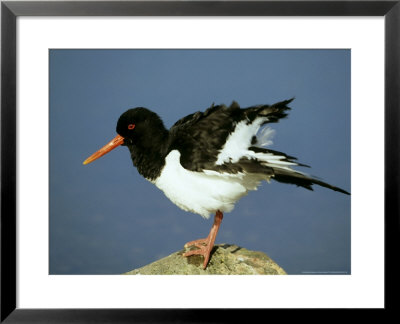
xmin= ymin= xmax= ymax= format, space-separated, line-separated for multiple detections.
xmin=49 ymin=49 xmax=350 ymax=274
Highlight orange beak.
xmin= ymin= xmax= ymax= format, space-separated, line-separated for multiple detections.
xmin=83 ymin=134 xmax=125 ymax=165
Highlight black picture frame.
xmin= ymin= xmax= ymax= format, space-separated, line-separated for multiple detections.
xmin=1 ymin=0 xmax=398 ymax=322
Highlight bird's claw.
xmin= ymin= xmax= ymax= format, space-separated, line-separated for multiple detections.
xmin=183 ymin=245 xmax=211 ymax=269
xmin=184 ymin=238 xmax=208 ymax=248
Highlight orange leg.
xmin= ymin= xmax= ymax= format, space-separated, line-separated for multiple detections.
xmin=183 ymin=210 xmax=224 ymax=269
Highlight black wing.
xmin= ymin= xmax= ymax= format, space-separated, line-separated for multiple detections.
xmin=168 ymin=99 xmax=349 ymax=195
xmin=168 ymin=99 xmax=293 ymax=172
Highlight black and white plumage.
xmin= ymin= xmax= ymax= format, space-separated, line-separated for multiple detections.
xmin=101 ymin=98 xmax=349 ymax=218
xmin=84 ymin=99 xmax=349 ymax=268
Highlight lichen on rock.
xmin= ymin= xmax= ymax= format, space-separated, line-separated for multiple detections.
xmin=124 ymin=244 xmax=286 ymax=275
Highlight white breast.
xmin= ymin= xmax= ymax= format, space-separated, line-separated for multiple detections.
xmin=153 ymin=150 xmax=263 ymax=219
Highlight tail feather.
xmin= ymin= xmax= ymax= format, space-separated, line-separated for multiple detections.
xmin=272 ymin=168 xmax=350 ymax=195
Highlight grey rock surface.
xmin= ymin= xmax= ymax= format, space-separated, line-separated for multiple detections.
xmin=124 ymin=244 xmax=286 ymax=275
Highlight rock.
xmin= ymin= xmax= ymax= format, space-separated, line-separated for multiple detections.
xmin=124 ymin=244 xmax=286 ymax=275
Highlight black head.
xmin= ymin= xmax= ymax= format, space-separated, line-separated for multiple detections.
xmin=116 ymin=108 xmax=167 ymax=145
xmin=115 ymin=107 xmax=169 ymax=180
xmin=83 ymin=107 xmax=168 ymax=166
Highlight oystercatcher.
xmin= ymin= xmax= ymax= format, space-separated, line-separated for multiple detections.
xmin=83 ymin=99 xmax=349 ymax=269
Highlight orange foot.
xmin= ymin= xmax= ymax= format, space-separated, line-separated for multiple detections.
xmin=183 ymin=211 xmax=223 ymax=269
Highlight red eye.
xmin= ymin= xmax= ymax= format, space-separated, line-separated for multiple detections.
xmin=128 ymin=124 xmax=135 ymax=130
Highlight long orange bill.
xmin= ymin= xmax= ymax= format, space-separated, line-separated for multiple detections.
xmin=83 ymin=134 xmax=125 ymax=165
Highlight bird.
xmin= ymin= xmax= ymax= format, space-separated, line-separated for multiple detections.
xmin=83 ymin=99 xmax=350 ymax=269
